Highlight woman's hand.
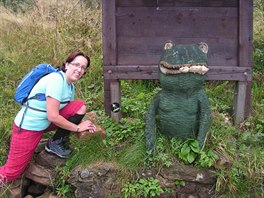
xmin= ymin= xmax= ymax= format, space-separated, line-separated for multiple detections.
xmin=78 ymin=120 xmax=96 ymax=133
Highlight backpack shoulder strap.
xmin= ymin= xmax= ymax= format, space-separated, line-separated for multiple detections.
xmin=27 ymin=70 xmax=64 ymax=102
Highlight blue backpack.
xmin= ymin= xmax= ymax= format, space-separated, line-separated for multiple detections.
xmin=15 ymin=64 xmax=65 ymax=132
xmin=14 ymin=64 xmax=63 ymax=105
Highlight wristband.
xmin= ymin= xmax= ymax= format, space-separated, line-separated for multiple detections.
xmin=76 ymin=125 xmax=80 ymax=132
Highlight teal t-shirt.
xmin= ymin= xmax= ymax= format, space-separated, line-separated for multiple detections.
xmin=14 ymin=71 xmax=74 ymax=131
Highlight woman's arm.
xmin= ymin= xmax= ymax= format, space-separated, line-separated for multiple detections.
xmin=46 ymin=97 xmax=96 ymax=132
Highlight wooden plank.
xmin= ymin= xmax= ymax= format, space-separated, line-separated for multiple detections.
xmin=116 ymin=0 xmax=238 ymax=7
xmin=116 ymin=7 xmax=237 ymax=38
xmin=117 ymin=37 xmax=238 ymax=66
xmin=103 ymin=65 xmax=252 ymax=81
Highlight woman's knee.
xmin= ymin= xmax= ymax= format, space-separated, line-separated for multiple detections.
xmin=77 ymin=104 xmax=87 ymax=114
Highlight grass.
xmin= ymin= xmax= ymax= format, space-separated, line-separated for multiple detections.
xmin=0 ymin=0 xmax=263 ymax=197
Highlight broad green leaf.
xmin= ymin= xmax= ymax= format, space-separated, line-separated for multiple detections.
xmin=187 ymin=152 xmax=196 ymax=163
xmin=181 ymin=144 xmax=191 ymax=155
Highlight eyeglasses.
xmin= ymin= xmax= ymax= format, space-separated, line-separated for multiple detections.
xmin=70 ymin=62 xmax=87 ymax=71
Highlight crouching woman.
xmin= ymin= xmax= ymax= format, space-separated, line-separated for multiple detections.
xmin=0 ymin=51 xmax=96 ymax=185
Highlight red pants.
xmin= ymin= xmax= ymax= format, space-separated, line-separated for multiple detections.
xmin=0 ymin=100 xmax=85 ymax=183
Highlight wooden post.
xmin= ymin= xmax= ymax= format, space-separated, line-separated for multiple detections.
xmin=233 ymin=81 xmax=247 ymax=124
xmin=233 ymin=0 xmax=253 ymax=125
xmin=102 ymin=0 xmax=117 ymax=115
xmin=110 ymin=80 xmax=121 ymax=122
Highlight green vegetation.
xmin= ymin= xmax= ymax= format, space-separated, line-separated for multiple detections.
xmin=0 ymin=0 xmax=263 ymax=197
xmin=122 ymin=178 xmax=164 ymax=198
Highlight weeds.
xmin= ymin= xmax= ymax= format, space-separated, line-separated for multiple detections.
xmin=145 ymin=137 xmax=218 ymax=169
xmin=122 ymin=177 xmax=164 ymax=198
xmin=174 ymin=178 xmax=186 ymax=187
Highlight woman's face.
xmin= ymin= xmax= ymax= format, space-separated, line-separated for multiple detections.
xmin=65 ymin=55 xmax=88 ymax=83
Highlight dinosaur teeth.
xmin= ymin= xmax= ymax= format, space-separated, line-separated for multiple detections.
xmin=179 ymin=66 xmax=190 ymax=73
xmin=160 ymin=62 xmax=209 ymax=75
xmin=189 ymin=65 xmax=209 ymax=74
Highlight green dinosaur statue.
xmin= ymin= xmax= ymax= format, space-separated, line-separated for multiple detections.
xmin=145 ymin=41 xmax=212 ymax=154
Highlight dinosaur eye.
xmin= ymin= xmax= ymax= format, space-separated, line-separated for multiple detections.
xmin=164 ymin=42 xmax=173 ymax=50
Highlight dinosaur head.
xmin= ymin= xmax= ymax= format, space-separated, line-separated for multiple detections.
xmin=159 ymin=41 xmax=209 ymax=75
xmin=158 ymin=42 xmax=209 ymax=91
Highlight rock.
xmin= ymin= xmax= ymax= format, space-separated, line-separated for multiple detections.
xmin=214 ymin=148 xmax=233 ymax=169
xmin=76 ymin=111 xmax=106 ymax=140
xmin=141 ymin=163 xmax=216 ymax=198
xmin=36 ymin=150 xmax=66 ymax=168
xmin=7 ymin=187 xmax=21 ymax=198
xmin=24 ymin=163 xmax=56 ymax=186
xmin=159 ymin=162 xmax=216 ymax=185
xmin=68 ymin=162 xmax=121 ymax=198
xmin=5 ymin=177 xmax=30 ymax=198
xmin=47 ymin=192 xmax=60 ymax=198
xmin=67 ymin=161 xmax=216 ymax=198
xmin=24 ymin=195 xmax=34 ymax=198
xmin=85 ymin=111 xmax=99 ymax=123
xmin=75 ymin=181 xmax=102 ymax=198
xmin=75 ymin=124 xmax=106 ymax=140
xmin=34 ymin=187 xmax=57 ymax=198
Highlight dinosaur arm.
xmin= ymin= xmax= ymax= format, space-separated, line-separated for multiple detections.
xmin=145 ymin=91 xmax=160 ymax=154
xmin=197 ymin=89 xmax=212 ymax=149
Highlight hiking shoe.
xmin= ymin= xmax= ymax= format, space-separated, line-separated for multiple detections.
xmin=45 ymin=138 xmax=72 ymax=158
